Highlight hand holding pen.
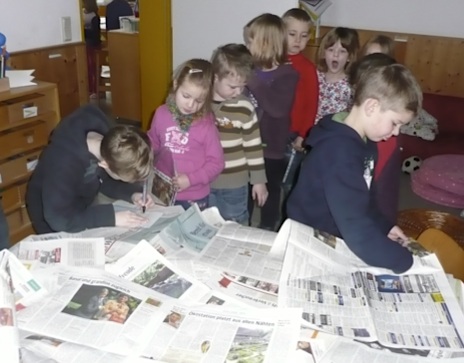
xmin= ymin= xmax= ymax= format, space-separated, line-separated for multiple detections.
xmin=142 ymin=179 xmax=148 ymax=214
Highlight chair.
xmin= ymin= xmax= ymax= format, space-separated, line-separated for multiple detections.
xmin=397 ymin=209 xmax=464 ymax=281
xmin=95 ymin=47 xmax=111 ymax=101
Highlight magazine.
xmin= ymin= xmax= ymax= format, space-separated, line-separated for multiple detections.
xmin=152 ymin=147 xmax=177 ymax=206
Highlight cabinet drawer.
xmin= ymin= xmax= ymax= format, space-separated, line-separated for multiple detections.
xmin=0 ymin=150 xmax=41 ymax=188
xmin=0 ymin=121 xmax=49 ymax=160
xmin=0 ymin=93 xmax=50 ymax=127
xmin=0 ymin=184 xmax=22 ymax=212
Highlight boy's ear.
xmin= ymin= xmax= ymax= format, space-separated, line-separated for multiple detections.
xmin=98 ymin=160 xmax=109 ymax=170
xmin=364 ymin=98 xmax=379 ymax=117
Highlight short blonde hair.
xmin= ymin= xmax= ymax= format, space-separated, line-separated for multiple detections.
xmin=100 ymin=125 xmax=152 ymax=182
xmin=244 ymin=13 xmax=287 ymax=69
xmin=317 ymin=27 xmax=360 ymax=73
xmin=211 ymin=43 xmax=253 ymax=81
xmin=354 ymin=63 xmax=423 ymax=116
xmin=171 ymin=58 xmax=214 ymax=115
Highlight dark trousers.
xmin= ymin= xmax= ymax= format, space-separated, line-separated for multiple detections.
xmin=249 ymin=157 xmax=287 ymax=231
xmin=0 ymin=206 xmax=9 ymax=250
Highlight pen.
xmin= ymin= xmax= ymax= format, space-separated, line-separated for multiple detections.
xmin=142 ymin=180 xmax=147 ymax=214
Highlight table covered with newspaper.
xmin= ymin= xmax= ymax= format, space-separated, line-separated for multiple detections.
xmin=1 ymin=202 xmax=464 ymax=363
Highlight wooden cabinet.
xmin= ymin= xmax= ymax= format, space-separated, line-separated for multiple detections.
xmin=0 ymin=81 xmax=60 ymax=245
xmin=107 ymin=30 xmax=141 ymax=122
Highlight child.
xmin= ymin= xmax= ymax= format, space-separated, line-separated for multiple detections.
xmin=281 ymin=8 xmax=319 ymax=194
xmin=362 ymin=35 xmax=395 ymax=58
xmin=349 ymin=53 xmax=402 ymax=225
xmin=26 ymin=104 xmax=153 ymax=234
xmin=315 ymin=27 xmax=359 ymax=123
xmin=287 ymin=63 xmax=423 ymax=273
xmin=147 ymin=59 xmax=224 ymax=211
xmin=209 ymin=44 xmax=268 ymax=224
xmin=244 ymin=13 xmax=299 ymax=231
xmin=83 ymin=0 xmax=101 ymax=99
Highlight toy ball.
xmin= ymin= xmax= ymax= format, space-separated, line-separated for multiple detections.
xmin=402 ymin=156 xmax=422 ymax=174
xmin=0 ymin=33 xmax=6 ymax=47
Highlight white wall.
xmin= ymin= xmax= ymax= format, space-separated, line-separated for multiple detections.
xmin=1 ymin=0 xmax=82 ymax=52
xmin=172 ymin=0 xmax=297 ymax=68
xmin=322 ymin=0 xmax=464 ymax=38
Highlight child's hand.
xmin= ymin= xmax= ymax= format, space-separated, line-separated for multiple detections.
xmin=115 ymin=211 xmax=147 ymax=228
xmin=131 ymin=192 xmax=154 ymax=209
xmin=388 ymin=225 xmax=410 ymax=246
xmin=173 ymin=174 xmax=190 ymax=192
xmin=292 ymin=136 xmax=305 ymax=152
xmin=252 ymin=183 xmax=268 ymax=207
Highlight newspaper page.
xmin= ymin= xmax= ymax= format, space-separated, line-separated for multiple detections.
xmin=14 ymin=238 xmax=106 ymax=269
xmin=16 ymin=266 xmax=178 ymax=357
xmin=155 ymin=204 xmax=220 ymax=256
xmin=106 ymin=240 xmax=210 ymax=302
xmin=19 ymin=330 xmax=163 ymax=363
xmin=141 ymin=304 xmax=302 ymax=363
xmin=0 ymin=250 xmax=48 ymax=310
xmin=151 ymin=146 xmax=177 ymax=206
xmin=277 ymin=219 xmax=464 ymax=355
xmin=319 ymin=338 xmax=464 ymax=363
xmin=0 ymin=258 xmax=20 ymax=363
xmin=197 ymin=222 xmax=282 ymax=281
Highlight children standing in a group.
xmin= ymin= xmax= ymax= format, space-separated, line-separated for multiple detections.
xmin=244 ymin=13 xmax=299 ymax=231
xmin=147 ymin=59 xmax=224 ymax=211
xmin=315 ymin=27 xmax=359 ymax=123
xmin=82 ymin=0 xmax=101 ymax=99
xmin=281 ymin=8 xmax=319 ymax=194
xmin=209 ymin=44 xmax=268 ymax=224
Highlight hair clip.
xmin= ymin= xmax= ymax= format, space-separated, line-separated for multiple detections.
xmin=188 ymin=68 xmax=203 ymax=74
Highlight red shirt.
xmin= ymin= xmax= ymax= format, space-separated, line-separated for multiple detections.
xmin=288 ymin=53 xmax=319 ymax=137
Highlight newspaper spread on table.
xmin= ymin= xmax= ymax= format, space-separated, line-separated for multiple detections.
xmin=2 ymin=203 xmax=464 ymax=362
xmin=276 ymin=219 xmax=464 ymax=359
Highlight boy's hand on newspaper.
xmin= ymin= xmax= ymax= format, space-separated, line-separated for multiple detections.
xmin=115 ymin=211 xmax=147 ymax=228
xmin=131 ymin=192 xmax=154 ymax=209
xmin=173 ymin=174 xmax=190 ymax=192
xmin=387 ymin=225 xmax=410 ymax=246
xmin=292 ymin=136 xmax=305 ymax=152
xmin=252 ymin=183 xmax=269 ymax=207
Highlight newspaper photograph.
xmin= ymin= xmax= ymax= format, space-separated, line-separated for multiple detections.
xmin=106 ymin=240 xmax=210 ymax=302
xmin=151 ymin=146 xmax=177 ymax=207
xmin=277 ymin=219 xmax=464 ymax=354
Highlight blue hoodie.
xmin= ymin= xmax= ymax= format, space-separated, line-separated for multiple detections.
xmin=287 ymin=113 xmax=413 ymax=273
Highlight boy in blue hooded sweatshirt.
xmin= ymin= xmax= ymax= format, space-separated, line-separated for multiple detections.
xmin=287 ymin=63 xmax=422 ymax=273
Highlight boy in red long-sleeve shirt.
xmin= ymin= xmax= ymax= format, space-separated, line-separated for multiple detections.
xmin=282 ymin=8 xmax=319 ymax=194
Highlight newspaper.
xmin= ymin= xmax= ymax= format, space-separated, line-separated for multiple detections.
xmin=0 ymin=255 xmax=20 ymax=363
xmin=151 ymin=146 xmax=177 ymax=206
xmin=140 ymin=304 xmax=302 ymax=362
xmin=277 ymin=219 xmax=464 ymax=356
xmin=319 ymin=338 xmax=464 ymax=363
xmin=14 ymin=238 xmax=106 ymax=269
xmin=16 ymin=266 xmax=177 ymax=357
xmin=106 ymin=240 xmax=210 ymax=302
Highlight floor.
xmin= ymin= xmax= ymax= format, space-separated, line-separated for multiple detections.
xmin=94 ymin=92 xmax=463 ymax=227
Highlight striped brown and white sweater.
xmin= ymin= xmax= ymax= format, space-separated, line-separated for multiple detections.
xmin=211 ymin=95 xmax=267 ymax=189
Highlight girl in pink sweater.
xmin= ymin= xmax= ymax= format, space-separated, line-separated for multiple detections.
xmin=148 ymin=59 xmax=225 ymax=210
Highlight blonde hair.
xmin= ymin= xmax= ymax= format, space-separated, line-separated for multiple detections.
xmin=317 ymin=27 xmax=360 ymax=73
xmin=211 ymin=44 xmax=253 ymax=81
xmin=354 ymin=63 xmax=423 ymax=116
xmin=244 ymin=13 xmax=287 ymax=69
xmin=362 ymin=35 xmax=395 ymax=58
xmin=171 ymin=58 xmax=214 ymax=115
xmin=100 ymin=125 xmax=153 ymax=182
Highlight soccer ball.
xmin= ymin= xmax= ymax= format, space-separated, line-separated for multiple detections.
xmin=402 ymin=156 xmax=422 ymax=174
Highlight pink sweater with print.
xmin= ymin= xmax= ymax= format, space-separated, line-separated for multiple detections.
xmin=148 ymin=104 xmax=225 ymax=201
